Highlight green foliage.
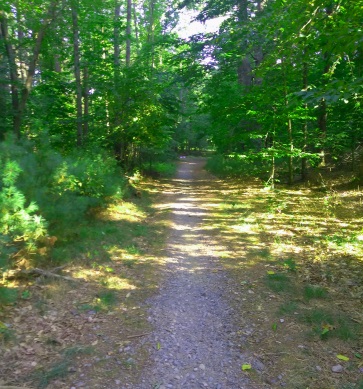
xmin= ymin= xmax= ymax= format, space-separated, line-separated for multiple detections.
xmin=0 ymin=286 xmax=18 ymax=305
xmin=302 ymin=309 xmax=357 ymax=341
xmin=206 ymin=154 xmax=267 ymax=178
xmin=265 ymin=272 xmax=291 ymax=293
xmin=96 ymin=290 xmax=117 ymax=309
xmin=34 ymin=346 xmax=92 ymax=389
xmin=0 ymin=139 xmax=128 ymax=267
xmin=303 ymin=284 xmax=328 ymax=301
xmin=278 ymin=301 xmax=298 ymax=315
xmin=0 ymin=159 xmax=48 ymax=253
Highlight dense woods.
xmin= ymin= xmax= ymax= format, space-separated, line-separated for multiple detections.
xmin=1 ymin=0 xmax=362 ymax=281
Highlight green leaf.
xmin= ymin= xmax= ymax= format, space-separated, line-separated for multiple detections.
xmin=241 ymin=364 xmax=252 ymax=371
xmin=336 ymin=354 xmax=349 ymax=361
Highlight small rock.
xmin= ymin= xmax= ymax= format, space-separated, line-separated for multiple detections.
xmin=199 ymin=364 xmax=206 ymax=370
xmin=115 ymin=379 xmax=121 ymax=385
xmin=253 ymin=359 xmax=265 ymax=371
xmin=332 ymin=364 xmax=343 ymax=373
xmin=316 ymin=365 xmax=322 ymax=371
xmin=279 ymin=318 xmax=285 ymax=323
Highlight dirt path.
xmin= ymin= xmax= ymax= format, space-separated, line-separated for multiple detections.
xmin=133 ymin=158 xmax=251 ymax=389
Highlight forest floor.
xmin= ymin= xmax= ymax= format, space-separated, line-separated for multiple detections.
xmin=1 ymin=157 xmax=363 ymax=389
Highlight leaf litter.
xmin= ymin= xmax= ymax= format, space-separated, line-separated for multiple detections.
xmin=0 ymin=158 xmax=362 ymax=388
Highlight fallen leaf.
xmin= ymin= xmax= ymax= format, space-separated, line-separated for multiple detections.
xmin=267 ymin=271 xmax=275 ymax=275
xmin=242 ymin=364 xmax=252 ymax=371
xmin=337 ymin=354 xmax=349 ymax=361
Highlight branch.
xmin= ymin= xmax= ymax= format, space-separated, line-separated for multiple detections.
xmin=5 ymin=268 xmax=82 ymax=283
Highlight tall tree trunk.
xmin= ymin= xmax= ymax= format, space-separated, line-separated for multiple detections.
xmin=83 ymin=66 xmax=89 ymax=139
xmin=71 ymin=0 xmax=83 ymax=147
xmin=148 ymin=0 xmax=155 ymax=72
xmin=133 ymin=2 xmax=140 ymax=53
xmin=317 ymin=4 xmax=334 ymax=166
xmin=0 ymin=1 xmax=59 ymax=139
xmin=236 ymin=0 xmax=251 ymax=87
xmin=114 ymin=1 xmax=121 ymax=113
xmin=0 ymin=14 xmax=20 ymax=139
xmin=301 ymin=58 xmax=308 ymax=181
xmin=126 ymin=0 xmax=132 ymax=66
xmin=113 ymin=1 xmax=125 ymax=161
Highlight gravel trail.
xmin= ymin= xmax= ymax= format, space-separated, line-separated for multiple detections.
xmin=136 ymin=158 xmax=250 ymax=389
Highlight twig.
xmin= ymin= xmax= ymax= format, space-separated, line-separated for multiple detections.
xmin=49 ymin=264 xmax=67 ymax=273
xmin=127 ymin=332 xmax=151 ymax=339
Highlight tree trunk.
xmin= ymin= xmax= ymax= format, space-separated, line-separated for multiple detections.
xmin=133 ymin=2 xmax=140 ymax=53
xmin=0 ymin=14 xmax=20 ymax=139
xmin=83 ymin=66 xmax=89 ymax=139
xmin=301 ymin=58 xmax=308 ymax=181
xmin=0 ymin=1 xmax=60 ymax=139
xmin=126 ymin=0 xmax=132 ymax=66
xmin=148 ymin=0 xmax=155 ymax=71
xmin=71 ymin=0 xmax=83 ymax=147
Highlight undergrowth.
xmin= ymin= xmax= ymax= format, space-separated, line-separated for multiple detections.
xmin=0 ymin=138 xmax=131 ymax=304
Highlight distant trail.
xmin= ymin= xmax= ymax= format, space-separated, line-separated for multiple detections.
xmin=132 ymin=157 xmax=250 ymax=389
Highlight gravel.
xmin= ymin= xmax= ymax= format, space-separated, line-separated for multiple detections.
xmin=132 ymin=158 xmax=251 ymax=389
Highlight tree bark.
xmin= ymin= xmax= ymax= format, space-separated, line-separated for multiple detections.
xmin=126 ymin=0 xmax=132 ymax=66
xmin=83 ymin=66 xmax=89 ymax=139
xmin=0 ymin=1 xmax=60 ymax=139
xmin=301 ymin=58 xmax=308 ymax=181
xmin=0 ymin=14 xmax=21 ymax=139
xmin=71 ymin=0 xmax=83 ymax=147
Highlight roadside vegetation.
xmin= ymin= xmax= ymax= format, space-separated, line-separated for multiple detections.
xmin=205 ymin=162 xmax=363 ymax=389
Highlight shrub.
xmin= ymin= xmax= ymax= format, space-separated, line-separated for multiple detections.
xmin=0 ymin=139 xmax=128 ymax=266
xmin=0 ymin=160 xmax=48 ymax=253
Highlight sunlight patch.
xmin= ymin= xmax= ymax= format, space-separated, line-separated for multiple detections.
xmin=231 ymin=224 xmax=257 ymax=234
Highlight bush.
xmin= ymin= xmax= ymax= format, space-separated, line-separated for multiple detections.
xmin=0 ymin=139 xmax=128 ymax=265
xmin=0 ymin=160 xmax=48 ymax=253
xmin=206 ymin=153 xmax=268 ymax=178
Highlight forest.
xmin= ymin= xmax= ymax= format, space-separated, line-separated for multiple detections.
xmin=1 ymin=0 xmax=362 ymax=256
xmin=0 ymin=0 xmax=363 ymax=387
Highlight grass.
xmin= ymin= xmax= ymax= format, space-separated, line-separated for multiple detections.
xmin=96 ymin=290 xmax=118 ymax=309
xmin=265 ymin=272 xmax=292 ymax=293
xmin=303 ymin=284 xmax=328 ymax=300
xmin=278 ymin=301 xmax=298 ymax=315
xmin=301 ymin=308 xmax=358 ymax=341
xmin=207 ymin=165 xmax=363 ymax=388
xmin=0 ymin=286 xmax=18 ymax=305
xmin=34 ymin=346 xmax=92 ymax=389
